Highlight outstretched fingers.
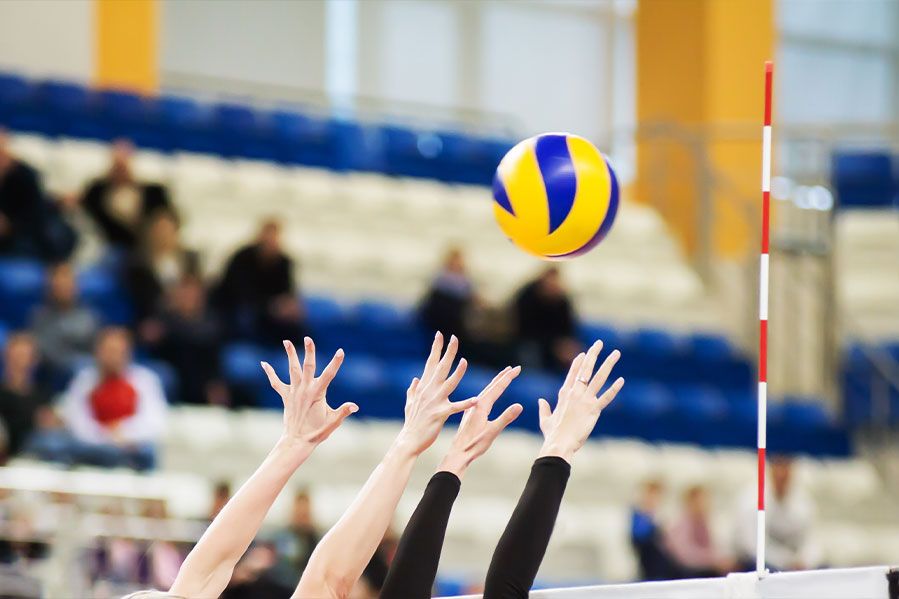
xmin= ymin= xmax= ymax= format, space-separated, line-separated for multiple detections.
xmin=598 ymin=377 xmax=625 ymax=409
xmin=283 ymin=340 xmax=304 ymax=386
xmin=477 ymin=366 xmax=520 ymax=411
xmin=438 ymin=357 xmax=468 ymax=398
xmin=260 ymin=361 xmax=287 ymax=395
xmin=312 ymin=402 xmax=359 ymax=441
xmin=420 ymin=332 xmax=444 ymax=384
xmin=587 ymin=349 xmax=622 ymax=397
xmin=302 ymin=337 xmax=317 ymax=380
xmin=537 ymin=397 xmax=553 ymax=432
xmin=430 ymin=334 xmax=459 ymax=386
xmin=577 ymin=340 xmax=604 ymax=383
xmin=490 ymin=403 xmax=523 ymax=432
xmin=561 ymin=353 xmax=586 ymax=394
xmin=315 ymin=349 xmax=345 ymax=391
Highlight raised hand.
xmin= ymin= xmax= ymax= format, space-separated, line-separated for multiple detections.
xmin=396 ymin=332 xmax=477 ymax=456
xmin=260 ymin=336 xmax=357 ymax=448
xmin=438 ymin=366 xmax=523 ymax=479
xmin=537 ymin=340 xmax=624 ymax=463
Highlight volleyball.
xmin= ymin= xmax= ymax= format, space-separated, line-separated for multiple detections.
xmin=492 ymin=133 xmax=619 ymax=260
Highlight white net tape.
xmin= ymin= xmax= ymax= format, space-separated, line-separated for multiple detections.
xmin=446 ymin=566 xmax=897 ymax=599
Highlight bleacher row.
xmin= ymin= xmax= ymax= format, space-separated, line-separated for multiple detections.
xmin=4 ymin=413 xmax=897 ymax=585
xmin=0 ymin=253 xmax=851 ymax=456
xmin=0 ymin=71 xmax=511 ymax=186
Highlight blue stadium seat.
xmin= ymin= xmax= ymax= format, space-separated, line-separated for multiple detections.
xmin=222 ymin=343 xmax=265 ymax=385
xmin=383 ymin=126 xmax=445 ymax=180
xmin=780 ymin=397 xmax=833 ymax=430
xmin=0 ymin=259 xmax=45 ymax=328
xmin=832 ymin=151 xmax=896 ymax=209
xmin=214 ymin=103 xmax=277 ymax=161
xmin=77 ymin=266 xmax=133 ymax=325
xmin=579 ymin=322 xmax=625 ymax=351
xmin=633 ymin=328 xmax=680 ymax=358
xmin=333 ymin=120 xmax=386 ymax=172
xmin=600 ymin=379 xmax=673 ymax=440
xmin=140 ymin=359 xmax=179 ymax=402
xmin=37 ymin=80 xmax=105 ymax=139
xmin=271 ymin=110 xmax=339 ymax=168
xmin=305 ymin=295 xmax=348 ymax=328
xmin=0 ymin=72 xmax=43 ymax=132
xmin=688 ymin=332 xmax=734 ymax=360
xmin=329 ymin=355 xmax=390 ymax=417
xmin=95 ymin=89 xmax=166 ymax=148
xmin=158 ymin=95 xmax=217 ymax=153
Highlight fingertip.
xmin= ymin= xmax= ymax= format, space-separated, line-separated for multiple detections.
xmin=348 ymin=403 xmax=359 ymax=414
xmin=283 ymin=340 xmax=289 ymax=349
xmin=260 ymin=360 xmax=269 ymax=369
xmin=335 ymin=348 xmax=345 ymax=358
xmin=304 ymin=336 xmax=313 ymax=346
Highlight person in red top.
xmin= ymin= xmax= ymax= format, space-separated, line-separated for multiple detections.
xmin=27 ymin=327 xmax=167 ymax=470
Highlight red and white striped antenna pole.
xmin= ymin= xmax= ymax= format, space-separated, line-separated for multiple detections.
xmin=757 ymin=60 xmax=773 ymax=579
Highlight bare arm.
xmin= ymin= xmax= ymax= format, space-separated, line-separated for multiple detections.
xmin=294 ymin=333 xmax=475 ymax=599
xmin=169 ymin=338 xmax=356 ymax=599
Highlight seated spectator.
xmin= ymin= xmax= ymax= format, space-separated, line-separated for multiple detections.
xmin=0 ymin=333 xmax=51 ymax=462
xmin=269 ymin=490 xmax=320 ymax=587
xmin=213 ymin=219 xmax=307 ymax=345
xmin=142 ymin=275 xmax=228 ymax=406
xmin=733 ymin=456 xmax=818 ymax=572
xmin=31 ymin=262 xmax=100 ymax=383
xmin=630 ymin=479 xmax=683 ymax=581
xmin=81 ymin=139 xmax=174 ymax=252
xmin=28 ymin=327 xmax=167 ymax=471
xmin=512 ymin=266 xmax=581 ymax=371
xmin=126 ymin=209 xmax=200 ymax=326
xmin=666 ymin=485 xmax=732 ymax=578
xmin=0 ymin=129 xmax=74 ymax=260
xmin=419 ymin=247 xmax=477 ymax=342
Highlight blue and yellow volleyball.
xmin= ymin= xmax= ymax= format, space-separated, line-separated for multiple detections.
xmin=492 ymin=133 xmax=619 ymax=260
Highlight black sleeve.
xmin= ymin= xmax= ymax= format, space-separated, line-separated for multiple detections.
xmin=483 ymin=456 xmax=571 ymax=599
xmin=380 ymin=471 xmax=461 ymax=599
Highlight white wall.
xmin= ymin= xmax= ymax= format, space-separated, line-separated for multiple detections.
xmin=0 ymin=0 xmax=93 ymax=81
xmin=160 ymin=0 xmax=326 ymax=100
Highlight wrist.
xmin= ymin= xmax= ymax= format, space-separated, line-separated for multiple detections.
xmin=537 ymin=440 xmax=576 ymax=464
xmin=274 ymin=435 xmax=315 ymax=462
xmin=388 ymin=433 xmax=421 ymax=461
xmin=437 ymin=452 xmax=471 ymax=480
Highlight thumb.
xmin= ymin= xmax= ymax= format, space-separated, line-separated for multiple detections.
xmin=537 ymin=398 xmax=552 ymax=431
xmin=312 ymin=402 xmax=358 ymax=442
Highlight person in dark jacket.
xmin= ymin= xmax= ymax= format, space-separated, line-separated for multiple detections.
xmin=126 ymin=209 xmax=200 ymax=328
xmin=81 ymin=139 xmax=174 ymax=251
xmin=214 ymin=219 xmax=307 ymax=345
xmin=143 ymin=275 xmax=228 ymax=406
xmin=0 ymin=130 xmax=46 ymax=257
xmin=0 ymin=333 xmax=52 ymax=462
xmin=513 ymin=267 xmax=581 ymax=371
xmin=419 ymin=247 xmax=476 ymax=343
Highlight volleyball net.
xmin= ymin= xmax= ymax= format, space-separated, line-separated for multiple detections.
xmin=448 ymin=566 xmax=898 ymax=599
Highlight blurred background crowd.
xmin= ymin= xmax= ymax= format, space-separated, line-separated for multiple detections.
xmin=0 ymin=0 xmax=897 ymax=597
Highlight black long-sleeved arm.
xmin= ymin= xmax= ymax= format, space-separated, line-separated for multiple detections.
xmin=483 ymin=456 xmax=571 ymax=599
xmin=379 ymin=471 xmax=461 ymax=599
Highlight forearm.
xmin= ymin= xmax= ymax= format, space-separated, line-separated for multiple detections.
xmin=295 ymin=439 xmax=417 ymax=598
xmin=483 ymin=456 xmax=571 ymax=599
xmin=380 ymin=470 xmax=461 ymax=599
xmin=171 ymin=436 xmax=311 ymax=597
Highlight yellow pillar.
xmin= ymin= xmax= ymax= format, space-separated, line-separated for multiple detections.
xmin=94 ymin=0 xmax=158 ymax=94
xmin=636 ymin=0 xmax=774 ymax=259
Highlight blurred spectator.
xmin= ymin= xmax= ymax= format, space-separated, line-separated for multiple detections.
xmin=31 ymin=262 xmax=100 ymax=382
xmin=630 ymin=479 xmax=682 ymax=581
xmin=0 ymin=129 xmax=76 ymax=260
xmin=513 ymin=267 xmax=580 ymax=371
xmin=27 ymin=327 xmax=167 ymax=470
xmin=140 ymin=500 xmax=185 ymax=590
xmin=222 ymin=543 xmax=292 ymax=599
xmin=141 ymin=276 xmax=226 ymax=405
xmin=81 ymin=139 xmax=174 ymax=251
xmin=0 ymin=333 xmax=52 ymax=461
xmin=666 ymin=485 xmax=732 ymax=577
xmin=208 ymin=481 xmax=232 ymax=521
xmin=269 ymin=490 xmax=320 ymax=587
xmin=214 ymin=219 xmax=307 ymax=345
xmin=126 ymin=209 xmax=200 ymax=326
xmin=419 ymin=247 xmax=477 ymax=342
xmin=733 ymin=456 xmax=818 ymax=572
